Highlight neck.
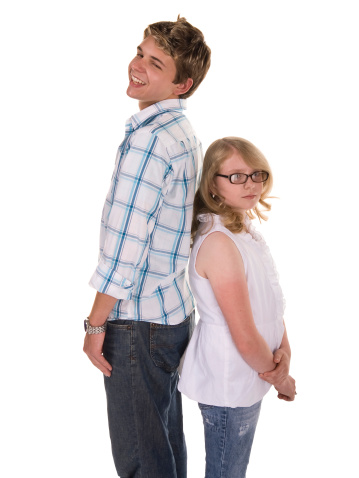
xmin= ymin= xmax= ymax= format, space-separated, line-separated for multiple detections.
xmin=138 ymin=101 xmax=152 ymax=111
xmin=138 ymin=95 xmax=179 ymax=111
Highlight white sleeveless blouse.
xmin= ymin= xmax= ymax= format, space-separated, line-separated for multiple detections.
xmin=178 ymin=214 xmax=285 ymax=407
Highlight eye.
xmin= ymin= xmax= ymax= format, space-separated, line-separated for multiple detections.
xmin=231 ymin=173 xmax=246 ymax=184
xmin=253 ymin=171 xmax=268 ymax=181
xmin=152 ymin=62 xmax=162 ymax=70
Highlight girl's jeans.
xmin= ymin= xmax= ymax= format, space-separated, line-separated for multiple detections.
xmin=199 ymin=400 xmax=262 ymax=478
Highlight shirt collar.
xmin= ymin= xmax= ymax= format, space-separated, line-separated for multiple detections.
xmin=128 ymin=99 xmax=187 ymax=131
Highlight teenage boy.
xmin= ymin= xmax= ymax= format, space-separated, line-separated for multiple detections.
xmin=83 ymin=17 xmax=211 ymax=478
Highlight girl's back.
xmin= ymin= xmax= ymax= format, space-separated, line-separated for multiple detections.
xmin=178 ymin=213 xmax=285 ymax=407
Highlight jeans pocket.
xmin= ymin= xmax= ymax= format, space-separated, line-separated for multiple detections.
xmin=103 ymin=320 xmax=133 ymax=365
xmin=150 ymin=314 xmax=193 ymax=372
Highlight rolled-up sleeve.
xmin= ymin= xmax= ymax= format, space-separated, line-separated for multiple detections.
xmin=89 ymin=128 xmax=171 ymax=300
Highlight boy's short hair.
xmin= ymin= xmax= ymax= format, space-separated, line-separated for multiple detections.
xmin=144 ymin=16 xmax=211 ymax=99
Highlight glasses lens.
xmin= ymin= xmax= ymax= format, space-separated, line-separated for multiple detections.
xmin=230 ymin=173 xmax=247 ymax=184
xmin=252 ymin=171 xmax=268 ymax=183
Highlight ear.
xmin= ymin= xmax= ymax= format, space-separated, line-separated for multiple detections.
xmin=173 ymin=78 xmax=193 ymax=96
xmin=209 ymin=188 xmax=217 ymax=199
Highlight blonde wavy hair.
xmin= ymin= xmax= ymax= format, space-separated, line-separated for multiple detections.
xmin=144 ymin=16 xmax=211 ymax=99
xmin=192 ymin=137 xmax=273 ymax=243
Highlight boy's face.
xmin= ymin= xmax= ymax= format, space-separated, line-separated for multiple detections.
xmin=127 ymin=35 xmax=182 ymax=110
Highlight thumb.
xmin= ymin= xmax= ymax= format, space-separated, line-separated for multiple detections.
xmin=273 ymin=349 xmax=284 ymax=364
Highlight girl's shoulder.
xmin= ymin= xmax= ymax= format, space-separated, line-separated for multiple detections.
xmin=195 ymin=214 xmax=232 ymax=243
xmin=194 ymin=213 xmax=267 ymax=256
xmin=196 ymin=213 xmax=248 ymax=241
xmin=193 ymin=214 xmax=245 ymax=259
xmin=197 ymin=213 xmax=229 ymax=232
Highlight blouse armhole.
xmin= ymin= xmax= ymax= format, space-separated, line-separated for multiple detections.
xmin=194 ymin=229 xmax=241 ymax=279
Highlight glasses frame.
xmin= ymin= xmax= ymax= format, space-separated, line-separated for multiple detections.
xmin=215 ymin=170 xmax=269 ymax=185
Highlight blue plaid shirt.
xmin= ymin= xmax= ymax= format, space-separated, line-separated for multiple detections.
xmin=90 ymin=99 xmax=202 ymax=324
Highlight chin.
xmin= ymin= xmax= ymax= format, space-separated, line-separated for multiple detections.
xmin=126 ymin=86 xmax=136 ymax=98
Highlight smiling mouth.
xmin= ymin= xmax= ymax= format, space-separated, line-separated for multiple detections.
xmin=131 ymin=74 xmax=145 ymax=85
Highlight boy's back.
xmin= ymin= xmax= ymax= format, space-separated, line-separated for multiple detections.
xmin=90 ymin=99 xmax=202 ymax=323
xmin=84 ymin=16 xmax=210 ymax=477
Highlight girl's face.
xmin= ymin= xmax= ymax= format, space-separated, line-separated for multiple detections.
xmin=213 ymin=151 xmax=264 ymax=214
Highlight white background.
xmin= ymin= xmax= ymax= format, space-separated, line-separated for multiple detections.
xmin=1 ymin=0 xmax=358 ymax=476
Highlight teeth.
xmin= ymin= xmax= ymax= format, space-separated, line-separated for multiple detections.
xmin=132 ymin=75 xmax=145 ymax=85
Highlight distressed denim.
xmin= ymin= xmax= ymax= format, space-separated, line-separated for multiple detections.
xmin=199 ymin=400 xmax=262 ymax=478
xmin=103 ymin=312 xmax=195 ymax=478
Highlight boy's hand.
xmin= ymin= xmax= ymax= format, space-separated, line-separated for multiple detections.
xmin=83 ymin=332 xmax=112 ymax=377
xmin=259 ymin=348 xmax=290 ymax=387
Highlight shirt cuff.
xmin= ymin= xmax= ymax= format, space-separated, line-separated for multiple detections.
xmin=89 ymin=260 xmax=134 ymax=300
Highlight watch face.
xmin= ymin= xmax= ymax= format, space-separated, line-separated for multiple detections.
xmin=84 ymin=319 xmax=88 ymax=332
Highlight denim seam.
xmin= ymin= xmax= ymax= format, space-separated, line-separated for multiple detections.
xmin=149 ymin=313 xmax=191 ymax=329
xmin=130 ymin=324 xmax=142 ymax=477
xmin=220 ymin=408 xmax=228 ymax=478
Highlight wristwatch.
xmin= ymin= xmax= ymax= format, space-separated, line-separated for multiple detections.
xmin=84 ymin=318 xmax=108 ymax=334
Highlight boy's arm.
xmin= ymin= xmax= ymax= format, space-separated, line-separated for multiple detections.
xmin=83 ymin=291 xmax=117 ymax=377
xmin=89 ymin=129 xmax=171 ymax=301
xmin=85 ymin=130 xmax=171 ymax=374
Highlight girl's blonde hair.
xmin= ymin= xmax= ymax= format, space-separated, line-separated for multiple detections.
xmin=192 ymin=137 xmax=273 ymax=243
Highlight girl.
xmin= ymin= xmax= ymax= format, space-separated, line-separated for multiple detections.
xmin=178 ymin=137 xmax=296 ymax=478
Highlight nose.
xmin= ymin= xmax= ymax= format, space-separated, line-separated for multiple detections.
xmin=130 ymin=56 xmax=145 ymax=73
xmin=243 ymin=177 xmax=255 ymax=189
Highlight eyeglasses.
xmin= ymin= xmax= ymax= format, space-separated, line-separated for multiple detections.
xmin=215 ymin=171 xmax=269 ymax=184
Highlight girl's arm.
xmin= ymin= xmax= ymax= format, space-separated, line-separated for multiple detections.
xmin=259 ymin=324 xmax=291 ymax=386
xmin=196 ymin=231 xmax=276 ymax=374
xmin=279 ymin=325 xmax=291 ymax=360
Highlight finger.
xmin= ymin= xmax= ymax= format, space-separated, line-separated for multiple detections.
xmin=259 ymin=374 xmax=276 ymax=384
xmin=277 ymin=393 xmax=290 ymax=401
xmin=87 ymin=353 xmax=112 ymax=377
xmin=277 ymin=393 xmax=295 ymax=402
xmin=258 ymin=369 xmax=276 ymax=379
xmin=260 ymin=368 xmax=287 ymax=384
xmin=97 ymin=354 xmax=113 ymax=373
xmin=265 ymin=366 xmax=288 ymax=384
xmin=273 ymin=349 xmax=284 ymax=363
xmin=90 ymin=357 xmax=112 ymax=377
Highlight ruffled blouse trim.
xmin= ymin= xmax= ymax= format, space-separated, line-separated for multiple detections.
xmin=197 ymin=213 xmax=285 ymax=320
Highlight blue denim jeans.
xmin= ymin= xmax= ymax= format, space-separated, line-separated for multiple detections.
xmin=103 ymin=312 xmax=195 ymax=478
xmin=199 ymin=400 xmax=262 ymax=478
